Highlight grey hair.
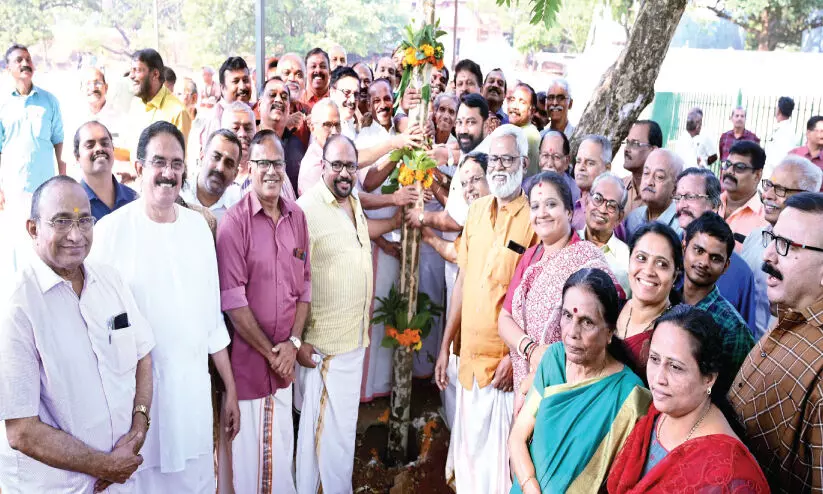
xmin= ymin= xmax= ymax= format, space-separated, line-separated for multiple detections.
xmin=221 ymin=101 xmax=256 ymax=127
xmin=547 ymin=77 xmax=572 ymax=100
xmin=580 ymin=134 xmax=613 ymax=164
xmin=311 ymin=98 xmax=340 ymax=123
xmin=202 ymin=66 xmax=215 ymax=75
xmin=777 ymin=155 xmax=823 ymax=192
xmin=279 ymin=52 xmax=306 ymax=72
xmin=591 ymin=173 xmax=628 ymax=208
xmin=650 ymin=148 xmax=684 ymax=178
xmin=676 ymin=168 xmax=722 ymax=209
xmin=434 ymin=92 xmax=459 ymax=112
xmin=489 ymin=124 xmax=529 ymax=158
xmin=731 ymin=106 xmax=746 ymax=117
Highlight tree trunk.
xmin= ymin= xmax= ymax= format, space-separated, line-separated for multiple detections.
xmin=757 ymin=8 xmax=771 ymax=51
xmin=572 ymin=0 xmax=687 ymax=154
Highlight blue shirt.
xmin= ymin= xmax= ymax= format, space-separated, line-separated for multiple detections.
xmin=0 ymin=85 xmax=63 ymax=193
xmin=716 ymin=252 xmax=758 ymax=336
xmin=623 ymin=201 xmax=683 ymax=240
xmin=81 ymin=177 xmax=138 ymax=221
xmin=739 ymin=225 xmax=772 ymax=339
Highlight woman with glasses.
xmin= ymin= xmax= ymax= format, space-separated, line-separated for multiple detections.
xmin=536 ymin=130 xmax=580 ymax=205
xmin=498 ymin=171 xmax=622 ymax=414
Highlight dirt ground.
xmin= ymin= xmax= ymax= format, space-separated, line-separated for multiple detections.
xmin=352 ymin=379 xmax=453 ymax=493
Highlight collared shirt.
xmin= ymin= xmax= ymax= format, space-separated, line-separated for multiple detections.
xmin=621 ymin=175 xmax=644 ymax=213
xmin=297 ymin=141 xmax=323 ymax=196
xmin=693 ymin=285 xmax=754 ymax=387
xmin=674 ymin=132 xmax=714 ymax=169
xmin=0 ymin=85 xmax=63 ymax=193
xmin=624 ymin=201 xmax=682 ymax=240
xmin=81 ymin=176 xmax=138 ymax=221
xmin=0 ymin=257 xmax=154 ymax=492
xmin=729 ymin=298 xmax=823 ymax=493
xmin=457 ymin=192 xmax=537 ymax=389
xmin=719 ymin=128 xmax=760 ymax=162
xmin=765 ymin=120 xmax=799 ymax=177
xmin=128 ymin=85 xmax=191 ymax=159
xmin=297 ymin=182 xmax=372 ymax=356
xmin=494 ymin=108 xmax=509 ymax=125
xmin=740 ymin=225 xmax=774 ymax=338
xmin=179 ymin=175 xmax=242 ymax=223
xmin=790 ymin=146 xmax=823 ymax=189
xmin=300 ymin=90 xmax=329 ymax=111
xmin=356 ymin=120 xmax=400 ymax=242
xmin=342 ymin=117 xmax=358 ymax=141
xmin=578 ymin=228 xmax=631 ymax=298
xmin=719 ymin=191 xmax=768 ymax=250
xmin=539 ymin=121 xmax=575 ymax=140
xmin=217 ymin=192 xmax=311 ymax=400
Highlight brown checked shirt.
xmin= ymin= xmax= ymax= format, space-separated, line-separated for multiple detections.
xmin=729 ymin=298 xmax=823 ymax=493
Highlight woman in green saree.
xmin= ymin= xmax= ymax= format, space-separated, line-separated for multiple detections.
xmin=509 ymin=268 xmax=651 ymax=494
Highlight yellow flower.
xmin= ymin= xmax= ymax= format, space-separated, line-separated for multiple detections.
xmin=415 ymin=169 xmax=426 ymax=182
xmin=421 ymin=44 xmax=434 ymax=57
xmin=422 ymin=172 xmax=434 ymax=188
xmin=398 ymin=167 xmax=415 ymax=186
xmin=412 ymin=340 xmax=423 ymax=351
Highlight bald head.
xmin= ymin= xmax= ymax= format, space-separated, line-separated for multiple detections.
xmin=310 ymin=98 xmax=341 ymax=148
xmin=329 ymin=44 xmax=347 ymax=70
xmin=83 ymin=67 xmax=108 ymax=106
xmin=640 ymin=149 xmax=683 ymax=210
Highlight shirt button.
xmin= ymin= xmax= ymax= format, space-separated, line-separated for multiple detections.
xmin=738 ymin=382 xmax=743 ymax=388
xmin=761 ymin=352 xmax=767 ymax=357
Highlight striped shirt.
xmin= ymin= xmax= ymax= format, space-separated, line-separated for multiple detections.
xmin=297 ymin=181 xmax=373 ymax=356
xmin=729 ymin=298 xmax=823 ymax=493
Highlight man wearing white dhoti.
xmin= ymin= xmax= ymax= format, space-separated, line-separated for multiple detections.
xmin=295 ymin=135 xmax=399 ymax=493
xmin=90 ymin=121 xmax=240 ymax=493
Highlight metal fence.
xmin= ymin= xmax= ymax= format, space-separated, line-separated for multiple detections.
xmin=649 ymin=91 xmax=823 ymax=152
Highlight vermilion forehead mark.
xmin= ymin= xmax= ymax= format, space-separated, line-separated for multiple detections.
xmin=573 ymin=307 xmax=578 ymax=313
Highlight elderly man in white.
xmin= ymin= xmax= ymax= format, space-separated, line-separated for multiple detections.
xmin=90 ymin=121 xmax=240 ymax=493
xmin=0 ymin=175 xmax=153 ymax=493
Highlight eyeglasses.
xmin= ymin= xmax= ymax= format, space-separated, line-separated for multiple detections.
xmin=761 ymin=179 xmax=805 ymax=198
xmin=720 ymin=160 xmax=755 ymax=173
xmin=461 ymin=174 xmax=486 ymax=188
xmin=142 ymin=157 xmax=185 ymax=172
xmin=487 ymin=154 xmax=521 ymax=170
xmin=762 ymin=229 xmax=823 ymax=257
xmin=321 ymin=121 xmax=342 ymax=132
xmin=336 ymin=89 xmax=359 ymax=100
xmin=622 ymin=140 xmax=651 ymax=150
xmin=545 ymin=94 xmax=567 ymax=104
xmin=45 ymin=216 xmax=96 ymax=233
xmin=539 ymin=152 xmax=566 ymax=163
xmin=589 ymin=192 xmax=621 ymax=214
xmin=249 ymin=159 xmax=286 ymax=171
xmin=673 ymin=193 xmax=710 ymax=202
xmin=322 ymin=159 xmax=358 ymax=174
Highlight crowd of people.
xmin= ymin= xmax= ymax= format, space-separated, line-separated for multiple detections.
xmin=1 ymin=38 xmax=823 ymax=494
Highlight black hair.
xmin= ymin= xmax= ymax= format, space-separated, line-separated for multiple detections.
xmin=30 ymin=175 xmax=81 ymax=220
xmin=132 ymin=49 xmax=165 ymax=83
xmin=778 ymin=97 xmax=795 ymax=118
xmin=266 ymin=57 xmax=279 ymax=71
xmin=634 ymin=120 xmax=663 ymax=148
xmin=330 ymin=66 xmax=360 ymax=89
xmin=539 ymin=130 xmax=570 ymax=156
xmin=483 ymin=67 xmax=507 ymax=92
xmin=259 ymin=76 xmax=290 ymax=102
xmin=204 ymin=129 xmax=243 ymax=158
xmin=441 ymin=66 xmax=450 ymax=84
xmin=368 ymin=78 xmax=393 ymax=95
xmin=454 ymin=59 xmax=482 ymax=88
xmin=305 ymin=47 xmax=330 ymax=67
xmin=676 ymin=168 xmax=721 ymax=209
xmin=73 ymin=121 xmax=113 ymax=159
xmin=162 ymin=66 xmax=176 ymax=85
xmin=218 ymin=56 xmax=249 ymax=87
xmin=514 ymin=82 xmax=537 ymax=110
xmin=249 ymin=129 xmax=284 ymax=153
xmin=629 ymin=222 xmax=684 ymax=304
xmin=653 ymin=304 xmax=724 ymax=384
xmin=684 ymin=211 xmax=735 ymax=260
xmin=136 ymin=121 xmax=185 ymax=162
xmin=525 ymin=171 xmax=573 ymax=213
xmin=807 ymin=115 xmax=823 ymax=132
xmin=352 ymin=61 xmax=373 ymax=80
xmin=785 ymin=191 xmax=823 ymax=214
xmin=728 ymin=140 xmax=766 ymax=170
xmin=5 ymin=43 xmax=28 ymax=63
xmin=464 ymin=151 xmax=488 ymax=173
xmin=323 ymin=133 xmax=359 ymax=163
xmin=458 ymin=93 xmax=489 ymax=121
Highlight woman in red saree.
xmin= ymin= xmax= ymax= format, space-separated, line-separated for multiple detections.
xmin=607 ymin=305 xmax=769 ymax=493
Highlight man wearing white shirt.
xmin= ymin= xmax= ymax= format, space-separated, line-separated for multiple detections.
xmin=179 ymin=128 xmax=243 ymax=223
xmin=330 ymin=66 xmax=361 ymax=141
xmin=90 ymin=122 xmax=240 ymax=493
xmin=0 ymin=176 xmax=152 ymax=493
xmin=674 ymin=108 xmax=715 ymax=170
xmin=764 ymin=97 xmax=798 ymax=179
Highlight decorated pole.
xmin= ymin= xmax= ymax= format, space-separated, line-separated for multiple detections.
xmin=383 ymin=0 xmax=445 ymax=464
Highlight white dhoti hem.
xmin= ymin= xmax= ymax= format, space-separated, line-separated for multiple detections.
xmin=133 ymin=453 xmax=214 ymax=493
xmin=361 ymin=248 xmax=399 ymax=402
xmin=296 ymin=347 xmax=365 ymax=494
xmin=439 ymin=354 xmax=460 ymax=431
xmin=447 ymin=378 xmax=513 ymax=494
xmin=217 ymin=387 xmax=296 ymax=494
xmin=414 ymin=245 xmax=445 ymax=378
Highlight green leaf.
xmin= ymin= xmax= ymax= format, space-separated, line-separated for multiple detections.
xmin=421 ymin=84 xmax=431 ymax=105
xmin=381 ymin=336 xmax=399 ymax=349
xmin=381 ymin=183 xmax=400 ymax=194
xmin=410 ymin=313 xmax=431 ymax=330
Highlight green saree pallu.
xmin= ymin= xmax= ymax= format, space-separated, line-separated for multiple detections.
xmin=512 ymin=343 xmax=651 ymax=494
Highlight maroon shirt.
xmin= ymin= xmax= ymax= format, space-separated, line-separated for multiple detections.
xmin=719 ymin=129 xmax=760 ymax=162
xmin=217 ymin=191 xmax=311 ymax=400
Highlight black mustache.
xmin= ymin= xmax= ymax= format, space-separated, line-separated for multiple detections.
xmin=335 ymin=178 xmax=352 ymax=184
xmin=761 ymin=261 xmax=783 ymax=281
xmin=155 ymin=178 xmax=177 ymax=186
xmin=723 ymin=174 xmax=737 ymax=185
xmin=676 ymin=209 xmax=693 ymax=218
xmin=92 ymin=151 xmax=109 ymax=161
xmin=207 ymin=169 xmax=226 ymax=183
xmin=21 ymin=67 xmax=32 ymax=72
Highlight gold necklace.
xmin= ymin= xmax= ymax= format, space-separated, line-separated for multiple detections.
xmin=622 ymin=302 xmax=670 ymax=339
xmin=657 ymin=400 xmax=711 ymax=447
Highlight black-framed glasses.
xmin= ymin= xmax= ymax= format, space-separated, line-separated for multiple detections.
xmin=45 ymin=216 xmax=96 ymax=233
xmin=720 ymin=160 xmax=755 ymax=173
xmin=589 ymin=192 xmax=621 ymax=214
xmin=622 ymin=140 xmax=651 ymax=149
xmin=762 ymin=229 xmax=823 ymax=256
xmin=539 ymin=152 xmax=566 ymax=163
xmin=322 ymin=159 xmax=357 ymax=174
xmin=545 ymin=94 xmax=567 ymax=104
xmin=673 ymin=193 xmax=710 ymax=202
xmin=488 ymin=154 xmax=521 ymax=170
xmin=142 ymin=157 xmax=185 ymax=172
xmin=321 ymin=121 xmax=342 ymax=132
xmin=761 ymin=179 xmax=805 ymax=198
xmin=249 ymin=159 xmax=286 ymax=171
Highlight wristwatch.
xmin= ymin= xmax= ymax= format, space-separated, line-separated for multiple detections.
xmin=418 ymin=212 xmax=425 ymax=226
xmin=289 ymin=335 xmax=302 ymax=350
xmin=133 ymin=405 xmax=150 ymax=429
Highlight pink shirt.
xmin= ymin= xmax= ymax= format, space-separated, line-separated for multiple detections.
xmin=0 ymin=258 xmax=154 ymax=492
xmin=790 ymin=146 xmax=823 ymax=190
xmin=719 ymin=191 xmax=768 ymax=251
xmin=217 ymin=192 xmax=311 ymax=400
xmin=297 ymin=141 xmax=324 ymax=197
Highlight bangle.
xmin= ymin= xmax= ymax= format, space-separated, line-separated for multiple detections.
xmin=526 ymin=343 xmax=537 ymax=362
xmin=516 ymin=334 xmax=532 ymax=358
xmin=520 ymin=475 xmax=535 ymax=490
xmin=522 ymin=341 xmax=534 ymax=359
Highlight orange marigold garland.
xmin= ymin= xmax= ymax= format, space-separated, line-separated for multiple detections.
xmin=372 ymin=286 xmax=442 ymax=352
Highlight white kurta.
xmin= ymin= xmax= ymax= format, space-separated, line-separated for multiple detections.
xmin=90 ymin=199 xmax=230 ymax=489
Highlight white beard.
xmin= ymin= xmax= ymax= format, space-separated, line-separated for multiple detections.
xmin=488 ymin=166 xmax=524 ymax=200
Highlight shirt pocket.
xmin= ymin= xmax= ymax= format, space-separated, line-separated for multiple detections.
xmin=26 ymin=105 xmax=49 ymax=141
xmin=487 ymin=245 xmax=519 ymax=287
xmin=107 ymin=328 xmax=139 ymax=375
